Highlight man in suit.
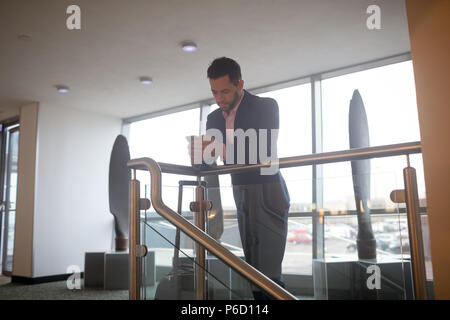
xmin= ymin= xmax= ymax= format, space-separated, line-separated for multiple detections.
xmin=192 ymin=57 xmax=290 ymax=299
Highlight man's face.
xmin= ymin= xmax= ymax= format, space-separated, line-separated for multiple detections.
xmin=209 ymin=75 xmax=244 ymax=113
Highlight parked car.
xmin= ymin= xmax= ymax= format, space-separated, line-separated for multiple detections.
xmin=346 ymin=233 xmax=396 ymax=252
xmin=346 ymin=242 xmax=357 ymax=253
xmin=325 ymin=224 xmax=357 ymax=239
xmin=346 ymin=233 xmax=395 ymax=253
xmin=287 ymin=229 xmax=312 ymax=244
xmin=375 ymin=233 xmax=396 ymax=251
xmin=388 ymin=238 xmax=410 ymax=254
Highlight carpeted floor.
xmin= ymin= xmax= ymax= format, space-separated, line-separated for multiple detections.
xmin=0 ymin=276 xmax=10 ymax=286
xmin=0 ymin=276 xmax=128 ymax=300
xmin=0 ymin=276 xmax=309 ymax=300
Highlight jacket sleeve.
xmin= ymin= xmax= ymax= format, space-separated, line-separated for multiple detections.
xmin=259 ymin=98 xmax=279 ymax=160
xmin=260 ymin=98 xmax=279 ymax=130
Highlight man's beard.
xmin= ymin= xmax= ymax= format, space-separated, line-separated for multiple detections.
xmin=221 ymin=91 xmax=241 ymax=114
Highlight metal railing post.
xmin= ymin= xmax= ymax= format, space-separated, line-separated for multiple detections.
xmin=194 ymin=177 xmax=207 ymax=300
xmin=129 ymin=170 xmax=141 ymax=300
xmin=403 ymin=156 xmax=428 ymax=300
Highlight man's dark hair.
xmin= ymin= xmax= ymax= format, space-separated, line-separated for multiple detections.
xmin=207 ymin=57 xmax=242 ymax=85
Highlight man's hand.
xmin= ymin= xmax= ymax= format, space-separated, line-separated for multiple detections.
xmin=187 ymin=136 xmax=226 ymax=165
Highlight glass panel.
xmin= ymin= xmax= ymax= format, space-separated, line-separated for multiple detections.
xmin=7 ymin=130 xmax=18 ymax=213
xmin=142 ymin=218 xmax=195 ymax=300
xmin=420 ymin=214 xmax=433 ymax=282
xmin=318 ymin=60 xmax=429 ymax=299
xmin=140 ymin=182 xmax=195 ymax=300
xmin=206 ymin=83 xmax=314 ymax=285
xmin=142 ymin=218 xmax=260 ymax=300
xmin=207 ymin=168 xmax=313 ymax=288
xmin=285 ymin=216 xmax=313 ymax=275
xmin=389 ymin=212 xmax=433 ymax=299
xmin=140 ymin=178 xmax=304 ymax=300
xmin=129 ymin=108 xmax=200 ymax=166
xmin=138 ymin=163 xmax=428 ymax=300
xmin=138 ymin=177 xmax=197 ymax=219
xmin=258 ymin=84 xmax=312 ymax=158
xmin=206 ymin=184 xmax=242 ymax=253
xmin=313 ymin=168 xmax=421 ymax=300
xmin=3 ymin=212 xmax=15 ymax=272
xmin=280 ymin=170 xmax=313 ymax=276
xmin=321 ymin=61 xmax=420 ymax=152
xmin=129 ymin=107 xmax=201 ymax=209
xmin=214 ymin=82 xmax=313 ymax=234
xmin=2 ymin=128 xmax=19 ymax=274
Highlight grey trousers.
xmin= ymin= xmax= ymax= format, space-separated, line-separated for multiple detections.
xmin=232 ymin=174 xmax=290 ymax=287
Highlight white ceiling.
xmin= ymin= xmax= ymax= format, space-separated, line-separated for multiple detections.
xmin=0 ymin=0 xmax=411 ymax=119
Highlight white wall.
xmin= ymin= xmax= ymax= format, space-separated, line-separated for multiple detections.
xmin=31 ymin=103 xmax=122 ymax=277
xmin=0 ymin=105 xmax=20 ymax=122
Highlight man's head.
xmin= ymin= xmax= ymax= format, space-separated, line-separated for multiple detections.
xmin=207 ymin=57 xmax=244 ymax=114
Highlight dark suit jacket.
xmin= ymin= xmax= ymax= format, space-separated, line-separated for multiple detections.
xmin=206 ymin=90 xmax=281 ymax=185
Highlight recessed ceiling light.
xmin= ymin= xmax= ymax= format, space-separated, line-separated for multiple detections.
xmin=181 ymin=41 xmax=197 ymax=52
xmin=17 ymin=34 xmax=32 ymax=41
xmin=55 ymin=85 xmax=70 ymax=93
xmin=139 ymin=76 xmax=153 ymax=85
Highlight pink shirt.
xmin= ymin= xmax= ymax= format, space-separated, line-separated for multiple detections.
xmin=222 ymin=93 xmax=244 ymax=144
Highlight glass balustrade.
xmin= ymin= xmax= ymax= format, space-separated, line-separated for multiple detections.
xmin=142 ymin=218 xmax=260 ymax=300
xmin=139 ymin=183 xmax=260 ymax=300
xmin=132 ymin=150 xmax=432 ymax=300
xmin=312 ymin=166 xmax=431 ymax=300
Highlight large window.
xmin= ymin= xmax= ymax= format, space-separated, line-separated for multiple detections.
xmin=321 ymin=61 xmax=422 ymax=207
xmin=128 ymin=57 xmax=427 ymax=279
xmin=259 ymin=84 xmax=313 ymax=274
xmin=129 ymin=108 xmax=200 ymax=165
xmin=215 ymin=84 xmax=313 ymax=214
xmin=322 ymin=61 xmax=420 ymax=151
xmin=215 ymin=84 xmax=313 ymax=276
xmin=320 ymin=60 xmax=427 ymax=277
xmin=129 ymin=108 xmax=200 ymax=210
xmin=257 ymin=84 xmax=313 ymax=212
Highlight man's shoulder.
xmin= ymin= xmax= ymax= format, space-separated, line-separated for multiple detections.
xmin=246 ymin=92 xmax=278 ymax=110
xmin=245 ymin=93 xmax=279 ymax=129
